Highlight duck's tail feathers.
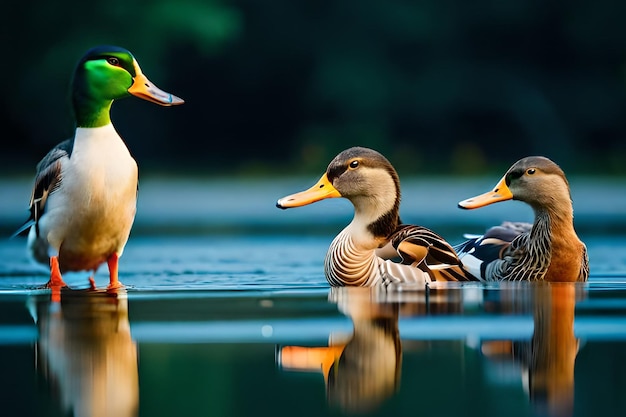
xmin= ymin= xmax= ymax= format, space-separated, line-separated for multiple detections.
xmin=453 ymin=236 xmax=482 ymax=256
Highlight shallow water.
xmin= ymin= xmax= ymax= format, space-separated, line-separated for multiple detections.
xmin=0 ymin=235 xmax=625 ymax=417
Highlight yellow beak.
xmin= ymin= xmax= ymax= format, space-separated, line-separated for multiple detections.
xmin=276 ymin=173 xmax=342 ymax=209
xmin=458 ymin=175 xmax=513 ymax=209
xmin=127 ymin=60 xmax=184 ymax=106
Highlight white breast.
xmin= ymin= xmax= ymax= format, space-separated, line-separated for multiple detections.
xmin=41 ymin=124 xmax=138 ymax=262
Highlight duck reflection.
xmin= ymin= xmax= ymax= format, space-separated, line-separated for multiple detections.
xmin=279 ymin=282 xmax=582 ymax=416
xmin=280 ymin=288 xmax=401 ymax=413
xmin=279 ymin=287 xmax=463 ymax=414
xmin=482 ymin=282 xmax=582 ymax=417
xmin=32 ymin=289 xmax=138 ymax=417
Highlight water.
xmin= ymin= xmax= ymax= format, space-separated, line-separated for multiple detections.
xmin=0 ymin=234 xmax=625 ymax=417
xmin=0 ymin=177 xmax=625 ymax=416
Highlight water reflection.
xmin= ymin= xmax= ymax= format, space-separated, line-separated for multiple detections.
xmin=31 ymin=289 xmax=138 ymax=417
xmin=481 ymin=283 xmax=582 ymax=417
xmin=278 ymin=287 xmax=463 ymax=414
xmin=279 ymin=283 xmax=583 ymax=416
xmin=279 ymin=288 xmax=402 ymax=413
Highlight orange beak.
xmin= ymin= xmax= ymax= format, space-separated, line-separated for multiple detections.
xmin=276 ymin=173 xmax=341 ymax=209
xmin=127 ymin=60 xmax=184 ymax=106
xmin=458 ymin=175 xmax=513 ymax=209
xmin=278 ymin=345 xmax=346 ymax=382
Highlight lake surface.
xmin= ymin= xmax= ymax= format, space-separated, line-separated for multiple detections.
xmin=0 ymin=177 xmax=625 ymax=416
xmin=0 ymin=234 xmax=625 ymax=417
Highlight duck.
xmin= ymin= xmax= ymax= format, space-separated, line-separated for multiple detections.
xmin=276 ymin=147 xmax=476 ymax=287
xmin=14 ymin=45 xmax=184 ymax=289
xmin=457 ymin=156 xmax=589 ymax=282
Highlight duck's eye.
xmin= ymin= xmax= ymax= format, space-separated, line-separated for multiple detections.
xmin=349 ymin=160 xmax=359 ymax=169
xmin=526 ymin=168 xmax=536 ymax=175
xmin=107 ymin=57 xmax=120 ymax=66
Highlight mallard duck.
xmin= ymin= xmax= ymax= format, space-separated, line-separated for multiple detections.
xmin=14 ymin=45 xmax=184 ymax=289
xmin=276 ymin=147 xmax=475 ymax=286
xmin=457 ymin=156 xmax=589 ymax=282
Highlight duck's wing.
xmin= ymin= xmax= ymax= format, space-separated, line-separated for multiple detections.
xmin=390 ymin=224 xmax=476 ymax=282
xmin=456 ymin=222 xmax=532 ymax=281
xmin=13 ymin=139 xmax=73 ymax=237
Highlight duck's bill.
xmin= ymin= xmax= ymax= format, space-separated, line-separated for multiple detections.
xmin=458 ymin=175 xmax=513 ymax=209
xmin=276 ymin=173 xmax=341 ymax=209
xmin=128 ymin=72 xmax=184 ymax=106
xmin=278 ymin=345 xmax=345 ymax=380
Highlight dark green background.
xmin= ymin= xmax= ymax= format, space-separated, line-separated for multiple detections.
xmin=3 ymin=0 xmax=626 ymax=177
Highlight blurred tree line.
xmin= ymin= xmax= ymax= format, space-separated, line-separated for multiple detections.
xmin=2 ymin=0 xmax=626 ymax=177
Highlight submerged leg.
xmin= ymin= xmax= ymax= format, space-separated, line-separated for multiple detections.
xmin=107 ymin=253 xmax=123 ymax=289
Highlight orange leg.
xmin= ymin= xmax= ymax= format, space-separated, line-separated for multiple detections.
xmin=107 ymin=253 xmax=124 ymax=289
xmin=46 ymin=256 xmax=67 ymax=303
xmin=46 ymin=256 xmax=68 ymax=288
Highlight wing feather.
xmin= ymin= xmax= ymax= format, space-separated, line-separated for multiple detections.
xmin=390 ymin=224 xmax=476 ymax=281
xmin=456 ymin=222 xmax=532 ymax=281
xmin=13 ymin=139 xmax=73 ymax=237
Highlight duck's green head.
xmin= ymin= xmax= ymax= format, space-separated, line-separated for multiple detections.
xmin=72 ymin=45 xmax=184 ymax=127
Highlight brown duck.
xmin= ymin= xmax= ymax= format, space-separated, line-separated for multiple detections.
xmin=277 ymin=147 xmax=475 ymax=287
xmin=458 ymin=156 xmax=589 ymax=282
